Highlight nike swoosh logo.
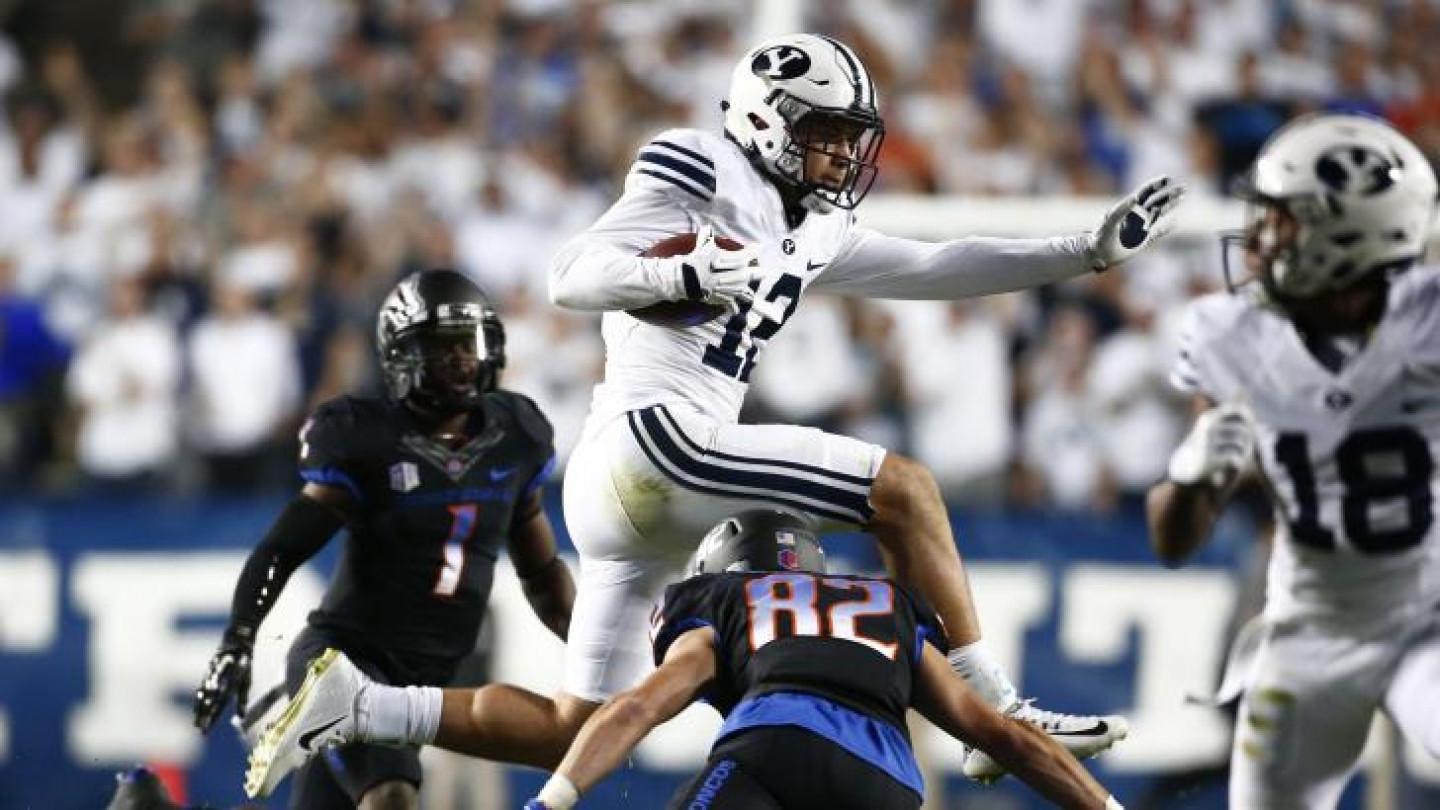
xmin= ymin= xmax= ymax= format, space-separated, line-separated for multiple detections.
xmin=805 ymin=78 xmax=831 ymax=87
xmin=806 ymin=260 xmax=828 ymax=273
xmin=1047 ymin=720 xmax=1110 ymax=737
xmin=299 ymin=716 xmax=346 ymax=751
xmin=489 ymin=467 xmax=515 ymax=482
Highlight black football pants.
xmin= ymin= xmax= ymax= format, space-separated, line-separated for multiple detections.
xmin=667 ymin=725 xmax=921 ymax=810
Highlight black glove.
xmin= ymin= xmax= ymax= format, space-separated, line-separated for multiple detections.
xmin=193 ymin=627 xmax=254 ymax=734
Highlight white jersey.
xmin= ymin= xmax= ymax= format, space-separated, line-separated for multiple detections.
xmin=1173 ymin=270 xmax=1440 ymax=622
xmin=549 ymin=128 xmax=1093 ymax=429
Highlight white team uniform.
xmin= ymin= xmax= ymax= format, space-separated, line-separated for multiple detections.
xmin=1174 ymin=272 xmax=1440 ymax=808
xmin=549 ymin=127 xmax=1095 ymax=701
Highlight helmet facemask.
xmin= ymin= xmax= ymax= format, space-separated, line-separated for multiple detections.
xmin=378 ymin=274 xmax=506 ymax=416
xmin=771 ymin=95 xmax=884 ymax=211
xmin=1233 ymin=193 xmax=1394 ymax=335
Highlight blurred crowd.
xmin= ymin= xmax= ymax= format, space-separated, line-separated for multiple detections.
xmin=1 ymin=0 xmax=1437 ymax=510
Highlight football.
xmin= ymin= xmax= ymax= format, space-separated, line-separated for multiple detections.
xmin=625 ymin=232 xmax=744 ymax=328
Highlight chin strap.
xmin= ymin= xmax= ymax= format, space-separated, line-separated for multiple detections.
xmin=407 ymin=386 xmax=482 ymax=418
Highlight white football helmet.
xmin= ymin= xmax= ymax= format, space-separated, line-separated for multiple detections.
xmin=1236 ymin=113 xmax=1437 ymax=300
xmin=723 ymin=33 xmax=884 ymax=213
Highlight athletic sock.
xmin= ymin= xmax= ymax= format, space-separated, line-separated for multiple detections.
xmin=356 ymin=684 xmax=444 ymax=745
xmin=947 ymin=640 xmax=1019 ymax=711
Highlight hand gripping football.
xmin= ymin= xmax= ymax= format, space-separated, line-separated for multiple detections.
xmin=626 ymin=232 xmax=747 ymax=328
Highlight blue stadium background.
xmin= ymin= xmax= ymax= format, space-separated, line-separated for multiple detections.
xmin=3 ymin=493 xmax=1439 ymax=809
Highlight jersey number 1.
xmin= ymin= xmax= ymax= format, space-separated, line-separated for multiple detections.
xmin=433 ymin=504 xmax=478 ymax=597
xmin=745 ymin=573 xmax=898 ymax=659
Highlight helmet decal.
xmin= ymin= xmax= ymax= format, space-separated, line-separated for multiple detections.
xmin=751 ymin=45 xmax=811 ymax=81
xmin=1314 ymin=145 xmax=1397 ymax=197
xmin=777 ymin=548 xmax=800 ymax=571
xmin=816 ymin=33 xmax=874 ymax=110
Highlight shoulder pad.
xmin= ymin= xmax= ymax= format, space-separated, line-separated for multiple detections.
xmin=1171 ymin=292 xmax=1260 ymax=399
xmin=626 ymin=128 xmax=718 ymax=204
xmin=1178 ymin=292 xmax=1253 ymax=357
xmin=300 ymin=396 xmax=391 ymax=465
xmin=651 ymin=575 xmax=724 ymax=660
xmin=489 ymin=390 xmax=555 ymax=449
xmin=1389 ymin=266 xmax=1440 ymax=319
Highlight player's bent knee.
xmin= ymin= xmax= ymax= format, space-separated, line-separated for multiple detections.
xmin=870 ymin=453 xmax=941 ymax=521
xmin=357 ymin=779 xmax=419 ymax=810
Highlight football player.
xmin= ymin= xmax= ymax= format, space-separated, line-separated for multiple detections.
xmin=194 ymin=268 xmax=573 ymax=809
xmin=248 ymin=33 xmax=1174 ymax=788
xmin=544 ymin=33 xmax=1177 ymax=777
xmin=1146 ymin=113 xmax=1440 ymax=808
xmin=525 ymin=510 xmax=1123 ymax=810
xmin=106 ymin=767 xmax=186 ymax=810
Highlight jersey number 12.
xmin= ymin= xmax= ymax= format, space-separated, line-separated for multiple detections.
xmin=703 ymin=273 xmax=802 ymax=382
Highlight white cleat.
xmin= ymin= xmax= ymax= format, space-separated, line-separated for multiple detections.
xmin=963 ymin=699 xmax=1129 ymax=783
xmin=244 ymin=648 xmax=367 ymax=798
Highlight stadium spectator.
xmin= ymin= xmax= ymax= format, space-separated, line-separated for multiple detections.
xmin=1015 ymin=301 xmax=1112 ymax=512
xmin=0 ymin=254 xmax=68 ymax=488
xmin=0 ymin=0 xmax=1430 ymax=519
xmin=894 ymin=299 xmax=1015 ymax=508
xmin=186 ymin=281 xmax=302 ymax=493
xmin=65 ymin=276 xmax=181 ymax=494
xmin=1195 ymin=52 xmax=1291 ymax=193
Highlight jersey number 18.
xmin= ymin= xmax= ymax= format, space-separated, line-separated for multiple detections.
xmin=1273 ymin=426 xmax=1433 ymax=554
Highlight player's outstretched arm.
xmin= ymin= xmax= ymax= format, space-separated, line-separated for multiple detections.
xmin=912 ymin=644 xmax=1117 ymax=809
xmin=526 ymin=627 xmax=718 ymax=810
xmin=192 ymin=483 xmax=348 ymax=733
xmin=811 ymin=177 xmax=1185 ymax=302
xmin=508 ymin=491 xmax=575 ymax=641
xmin=1145 ymin=397 xmax=1253 ymax=566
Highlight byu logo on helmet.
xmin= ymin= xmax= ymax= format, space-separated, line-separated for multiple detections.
xmin=1315 ymin=145 xmax=1397 ymax=196
xmin=751 ymin=45 xmax=811 ymax=80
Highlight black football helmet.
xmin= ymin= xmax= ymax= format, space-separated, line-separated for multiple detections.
xmin=687 ymin=510 xmax=826 ymax=576
xmin=106 ymin=767 xmax=184 ymax=810
xmin=376 ymin=269 xmax=505 ymax=414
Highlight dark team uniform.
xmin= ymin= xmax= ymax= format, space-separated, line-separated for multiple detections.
xmin=651 ymin=571 xmax=948 ymax=810
xmin=286 ymin=390 xmax=554 ymax=805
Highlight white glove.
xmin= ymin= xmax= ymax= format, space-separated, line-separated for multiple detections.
xmin=1167 ymin=404 xmax=1255 ymax=487
xmin=1087 ymin=176 xmax=1186 ymax=270
xmin=670 ymin=225 xmax=765 ymax=305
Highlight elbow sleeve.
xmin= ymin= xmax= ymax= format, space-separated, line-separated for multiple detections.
xmin=229 ymin=495 xmax=343 ymax=634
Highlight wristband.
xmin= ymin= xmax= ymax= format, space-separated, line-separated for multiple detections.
xmin=1106 ymin=796 xmax=1124 ymax=810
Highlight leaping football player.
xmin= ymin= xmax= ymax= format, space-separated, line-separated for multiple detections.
xmin=248 ymin=33 xmax=1182 ymax=793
